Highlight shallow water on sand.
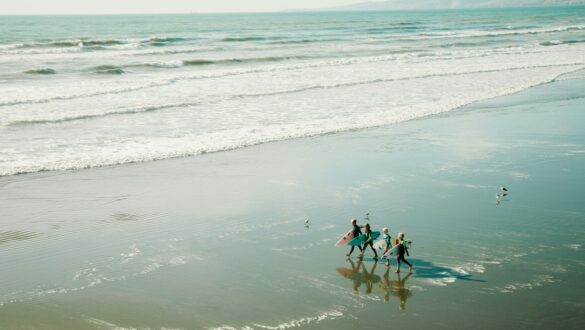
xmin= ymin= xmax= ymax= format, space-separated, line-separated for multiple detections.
xmin=0 ymin=79 xmax=584 ymax=329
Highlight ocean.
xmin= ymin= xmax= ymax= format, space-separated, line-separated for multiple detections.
xmin=1 ymin=7 xmax=584 ymax=176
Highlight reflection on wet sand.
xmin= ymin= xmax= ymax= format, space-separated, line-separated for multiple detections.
xmin=337 ymin=257 xmax=485 ymax=310
xmin=336 ymin=258 xmax=381 ymax=294
xmin=380 ymin=268 xmax=412 ymax=310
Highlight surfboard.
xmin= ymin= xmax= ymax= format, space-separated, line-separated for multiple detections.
xmin=335 ymin=229 xmax=355 ymax=247
xmin=373 ymin=237 xmax=391 ymax=250
xmin=382 ymin=241 xmax=411 ymax=258
xmin=348 ymin=231 xmax=380 ymax=246
xmin=383 ymin=244 xmax=400 ymax=258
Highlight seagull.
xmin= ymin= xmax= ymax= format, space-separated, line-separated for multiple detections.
xmin=365 ymin=212 xmax=370 ymax=221
xmin=501 ymin=187 xmax=508 ymax=192
xmin=304 ymin=218 xmax=310 ymax=227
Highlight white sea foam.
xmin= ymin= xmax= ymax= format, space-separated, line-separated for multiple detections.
xmin=451 ymin=263 xmax=485 ymax=274
xmin=488 ymin=275 xmax=558 ymax=294
xmin=151 ymin=60 xmax=184 ymax=68
xmin=210 ymin=310 xmax=344 ymax=330
xmin=1 ymin=62 xmax=581 ymax=177
xmin=421 ymin=277 xmax=457 ymax=286
xmin=1 ymin=21 xmax=585 ymax=177
xmin=410 ymin=24 xmax=585 ymax=40
xmin=0 ymin=44 xmax=576 ymax=107
xmin=509 ymin=171 xmax=531 ymax=180
xmin=566 ymin=243 xmax=582 ymax=251
xmin=271 ymin=238 xmax=332 ymax=252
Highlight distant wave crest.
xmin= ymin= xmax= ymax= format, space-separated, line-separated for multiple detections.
xmin=24 ymin=68 xmax=57 ymax=75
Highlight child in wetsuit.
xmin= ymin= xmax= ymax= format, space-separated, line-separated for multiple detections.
xmin=395 ymin=232 xmax=413 ymax=273
xmin=360 ymin=223 xmax=379 ymax=260
xmin=346 ymin=218 xmax=363 ymax=256
xmin=381 ymin=227 xmax=392 ymax=267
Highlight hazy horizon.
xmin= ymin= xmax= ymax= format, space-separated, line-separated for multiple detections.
xmin=1 ymin=0 xmax=584 ymax=15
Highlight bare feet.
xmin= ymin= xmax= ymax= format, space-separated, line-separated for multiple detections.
xmin=395 ymin=269 xmax=400 ymax=273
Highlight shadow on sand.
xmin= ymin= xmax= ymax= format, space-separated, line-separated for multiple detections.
xmin=408 ymin=258 xmax=485 ymax=283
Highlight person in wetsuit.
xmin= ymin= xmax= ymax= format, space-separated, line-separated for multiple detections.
xmin=360 ymin=223 xmax=379 ymax=260
xmin=381 ymin=227 xmax=392 ymax=268
xmin=395 ymin=232 xmax=413 ymax=273
xmin=346 ymin=218 xmax=363 ymax=256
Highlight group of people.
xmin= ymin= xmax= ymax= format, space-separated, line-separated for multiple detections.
xmin=346 ymin=218 xmax=413 ymax=273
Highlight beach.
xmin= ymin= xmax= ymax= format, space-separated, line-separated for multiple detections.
xmin=1 ymin=76 xmax=584 ymax=329
xmin=2 ymin=7 xmax=585 ymax=329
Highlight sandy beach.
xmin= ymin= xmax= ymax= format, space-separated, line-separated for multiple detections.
xmin=1 ymin=75 xmax=584 ymax=329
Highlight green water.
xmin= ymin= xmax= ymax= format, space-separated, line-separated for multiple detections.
xmin=0 ymin=78 xmax=584 ymax=329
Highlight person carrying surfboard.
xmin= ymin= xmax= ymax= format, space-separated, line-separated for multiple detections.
xmin=395 ymin=232 xmax=413 ymax=273
xmin=359 ymin=223 xmax=379 ymax=260
xmin=381 ymin=227 xmax=392 ymax=268
xmin=346 ymin=218 xmax=363 ymax=256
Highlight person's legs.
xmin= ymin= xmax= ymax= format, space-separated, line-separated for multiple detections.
xmin=347 ymin=245 xmax=355 ymax=256
xmin=395 ymin=255 xmax=402 ymax=273
xmin=370 ymin=244 xmax=378 ymax=258
xmin=358 ymin=244 xmax=366 ymax=258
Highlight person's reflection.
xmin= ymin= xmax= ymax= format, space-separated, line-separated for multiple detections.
xmin=353 ymin=259 xmax=363 ymax=293
xmin=362 ymin=259 xmax=378 ymax=295
xmin=336 ymin=258 xmax=380 ymax=294
xmin=380 ymin=267 xmax=413 ymax=310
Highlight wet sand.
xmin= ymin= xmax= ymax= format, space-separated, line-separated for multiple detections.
xmin=0 ymin=78 xmax=584 ymax=329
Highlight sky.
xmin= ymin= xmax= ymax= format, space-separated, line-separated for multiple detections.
xmin=0 ymin=0 xmax=362 ymax=15
xmin=0 ymin=0 xmax=581 ymax=15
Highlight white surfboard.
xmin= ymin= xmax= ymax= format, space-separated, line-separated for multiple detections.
xmin=383 ymin=241 xmax=411 ymax=258
xmin=373 ymin=239 xmax=387 ymax=250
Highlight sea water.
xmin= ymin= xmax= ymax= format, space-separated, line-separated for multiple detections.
xmin=1 ymin=7 xmax=585 ymax=176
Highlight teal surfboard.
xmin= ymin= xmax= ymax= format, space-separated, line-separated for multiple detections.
xmin=348 ymin=231 xmax=380 ymax=246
